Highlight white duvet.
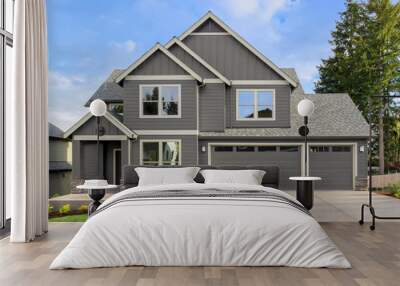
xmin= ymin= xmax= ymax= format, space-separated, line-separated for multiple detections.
xmin=50 ymin=183 xmax=350 ymax=269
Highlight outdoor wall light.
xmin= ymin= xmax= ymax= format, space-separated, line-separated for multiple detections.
xmin=360 ymin=145 xmax=365 ymax=152
xmin=297 ymin=99 xmax=315 ymax=176
xmin=89 ymin=99 xmax=107 ymax=178
xmin=201 ymin=146 xmax=207 ymax=153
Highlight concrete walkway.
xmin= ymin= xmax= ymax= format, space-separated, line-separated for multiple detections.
xmin=50 ymin=191 xmax=400 ymax=222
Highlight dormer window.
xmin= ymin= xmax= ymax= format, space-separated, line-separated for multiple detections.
xmin=236 ymin=89 xmax=275 ymax=121
xmin=140 ymin=84 xmax=181 ymax=118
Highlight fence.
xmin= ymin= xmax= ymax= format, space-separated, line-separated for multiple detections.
xmin=371 ymin=173 xmax=400 ymax=189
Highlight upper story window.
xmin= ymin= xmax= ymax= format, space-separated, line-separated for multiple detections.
xmin=140 ymin=84 xmax=181 ymax=118
xmin=108 ymin=103 xmax=123 ymax=116
xmin=236 ymin=89 xmax=275 ymax=121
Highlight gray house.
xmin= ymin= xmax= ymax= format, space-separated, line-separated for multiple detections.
xmin=64 ymin=11 xmax=369 ymax=191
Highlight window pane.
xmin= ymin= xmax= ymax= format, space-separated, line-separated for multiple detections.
xmin=258 ymin=146 xmax=276 ymax=152
xmin=332 ymin=146 xmax=351 ymax=152
xmin=280 ymin=146 xmax=299 ymax=152
xmin=238 ymin=91 xmax=254 ymax=106
xmin=162 ymin=102 xmax=178 ymax=115
xmin=5 ymin=0 xmax=14 ymax=33
xmin=237 ymin=146 xmax=255 ymax=152
xmin=143 ymin=102 xmax=158 ymax=115
xmin=142 ymin=86 xmax=159 ymax=101
xmin=257 ymin=91 xmax=273 ymax=106
xmin=143 ymin=142 xmax=159 ymax=163
xmin=162 ymin=142 xmax=179 ymax=165
xmin=162 ymin=86 xmax=179 ymax=102
xmin=214 ymin=146 xmax=233 ymax=152
xmin=257 ymin=106 xmax=273 ymax=118
xmin=239 ymin=106 xmax=254 ymax=119
xmin=310 ymin=146 xmax=329 ymax=152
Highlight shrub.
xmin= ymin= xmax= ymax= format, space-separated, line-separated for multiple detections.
xmin=58 ymin=204 xmax=71 ymax=215
xmin=78 ymin=204 xmax=88 ymax=213
xmin=48 ymin=205 xmax=54 ymax=214
xmin=388 ymin=183 xmax=400 ymax=199
xmin=51 ymin=193 xmax=60 ymax=198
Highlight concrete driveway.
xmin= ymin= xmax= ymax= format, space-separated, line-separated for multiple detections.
xmin=286 ymin=191 xmax=400 ymax=222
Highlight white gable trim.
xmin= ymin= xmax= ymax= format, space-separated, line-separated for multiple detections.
xmin=165 ymin=37 xmax=231 ymax=86
xmin=115 ymin=43 xmax=203 ymax=83
xmin=178 ymin=11 xmax=298 ymax=88
xmin=63 ymin=111 xmax=137 ymax=139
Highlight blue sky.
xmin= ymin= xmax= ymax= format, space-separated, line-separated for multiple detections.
xmin=47 ymin=0 xmax=346 ymax=130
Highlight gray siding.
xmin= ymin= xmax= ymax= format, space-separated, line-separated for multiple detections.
xmin=169 ymin=44 xmax=216 ymax=78
xmin=226 ymin=85 xmax=291 ymax=128
xmin=183 ymin=35 xmax=284 ymax=80
xmin=357 ymin=140 xmax=368 ymax=178
xmin=199 ymin=83 xmax=225 ymax=131
xmin=81 ymin=141 xmax=104 ymax=179
xmin=131 ymin=50 xmax=188 ymax=75
xmin=74 ymin=116 xmax=123 ymax=136
xmin=123 ymin=80 xmax=198 ymax=130
xmin=72 ymin=140 xmax=81 ymax=179
xmin=193 ymin=19 xmax=227 ymax=33
xmin=130 ymin=135 xmax=198 ymax=165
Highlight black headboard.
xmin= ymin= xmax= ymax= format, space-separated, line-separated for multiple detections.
xmin=121 ymin=165 xmax=279 ymax=189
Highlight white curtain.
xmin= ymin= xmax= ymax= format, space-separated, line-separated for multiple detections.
xmin=9 ymin=0 xmax=49 ymax=242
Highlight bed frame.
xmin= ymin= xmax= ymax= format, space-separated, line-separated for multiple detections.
xmin=120 ymin=165 xmax=279 ymax=190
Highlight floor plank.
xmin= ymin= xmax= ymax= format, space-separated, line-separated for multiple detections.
xmin=0 ymin=222 xmax=399 ymax=286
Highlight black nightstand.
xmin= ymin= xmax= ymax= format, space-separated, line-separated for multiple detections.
xmin=289 ymin=177 xmax=321 ymax=210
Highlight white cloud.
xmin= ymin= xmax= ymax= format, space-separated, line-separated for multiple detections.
xmin=49 ymin=71 xmax=86 ymax=89
xmin=110 ymin=40 xmax=137 ymax=53
xmin=222 ymin=0 xmax=297 ymax=22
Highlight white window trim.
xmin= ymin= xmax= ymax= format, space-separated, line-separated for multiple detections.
xmin=236 ymin=89 xmax=276 ymax=121
xmin=139 ymin=84 xmax=182 ymax=118
xmin=140 ymin=139 xmax=182 ymax=166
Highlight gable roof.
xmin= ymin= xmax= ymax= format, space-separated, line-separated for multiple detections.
xmin=63 ymin=111 xmax=137 ymax=139
xmin=177 ymin=11 xmax=298 ymax=88
xmin=115 ymin=43 xmax=202 ymax=84
xmin=165 ymin=37 xmax=231 ymax=85
xmin=49 ymin=122 xmax=65 ymax=139
xmin=85 ymin=69 xmax=124 ymax=107
xmin=200 ymin=93 xmax=369 ymax=138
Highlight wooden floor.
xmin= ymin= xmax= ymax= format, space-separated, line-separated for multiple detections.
xmin=0 ymin=222 xmax=399 ymax=286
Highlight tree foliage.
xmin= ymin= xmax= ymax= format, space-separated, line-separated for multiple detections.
xmin=315 ymin=0 xmax=400 ymax=170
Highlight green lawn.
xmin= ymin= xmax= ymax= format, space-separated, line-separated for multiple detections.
xmin=49 ymin=214 xmax=88 ymax=222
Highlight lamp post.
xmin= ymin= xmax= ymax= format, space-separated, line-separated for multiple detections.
xmin=297 ymin=99 xmax=315 ymax=176
xmin=89 ymin=99 xmax=107 ymax=178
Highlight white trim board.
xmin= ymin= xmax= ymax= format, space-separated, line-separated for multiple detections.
xmin=73 ymin=135 xmax=128 ymax=141
xmin=115 ymin=43 xmax=202 ymax=83
xmin=135 ymin=130 xmax=198 ymax=135
xmin=63 ymin=112 xmax=137 ymax=139
xmin=139 ymin=139 xmax=182 ymax=165
xmin=177 ymin=11 xmax=298 ymax=88
xmin=165 ymin=37 xmax=231 ymax=86
xmin=125 ymin=75 xmax=194 ymax=81
xmin=231 ymin=80 xmax=289 ymax=86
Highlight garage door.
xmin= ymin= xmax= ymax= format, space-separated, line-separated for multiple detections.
xmin=309 ymin=145 xmax=353 ymax=190
xmin=211 ymin=145 xmax=301 ymax=190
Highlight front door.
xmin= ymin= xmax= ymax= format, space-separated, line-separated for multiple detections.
xmin=114 ymin=149 xmax=121 ymax=185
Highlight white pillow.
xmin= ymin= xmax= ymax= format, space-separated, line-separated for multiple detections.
xmin=200 ymin=169 xmax=266 ymax=185
xmin=135 ymin=167 xmax=200 ymax=186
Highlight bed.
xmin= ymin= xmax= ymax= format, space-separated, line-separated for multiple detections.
xmin=50 ymin=165 xmax=350 ymax=269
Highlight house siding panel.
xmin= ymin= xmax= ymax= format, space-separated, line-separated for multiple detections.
xmin=193 ymin=19 xmax=227 ymax=33
xmin=131 ymin=50 xmax=188 ymax=75
xmin=226 ymin=85 xmax=291 ymax=128
xmin=123 ymin=80 xmax=198 ymax=130
xmin=73 ymin=116 xmax=123 ymax=136
xmin=199 ymin=83 xmax=225 ymax=131
xmin=169 ymin=44 xmax=216 ymax=78
xmin=183 ymin=35 xmax=285 ymax=80
xmin=130 ymin=135 xmax=198 ymax=165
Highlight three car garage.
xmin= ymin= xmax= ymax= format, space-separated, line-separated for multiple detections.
xmin=208 ymin=143 xmax=356 ymax=190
